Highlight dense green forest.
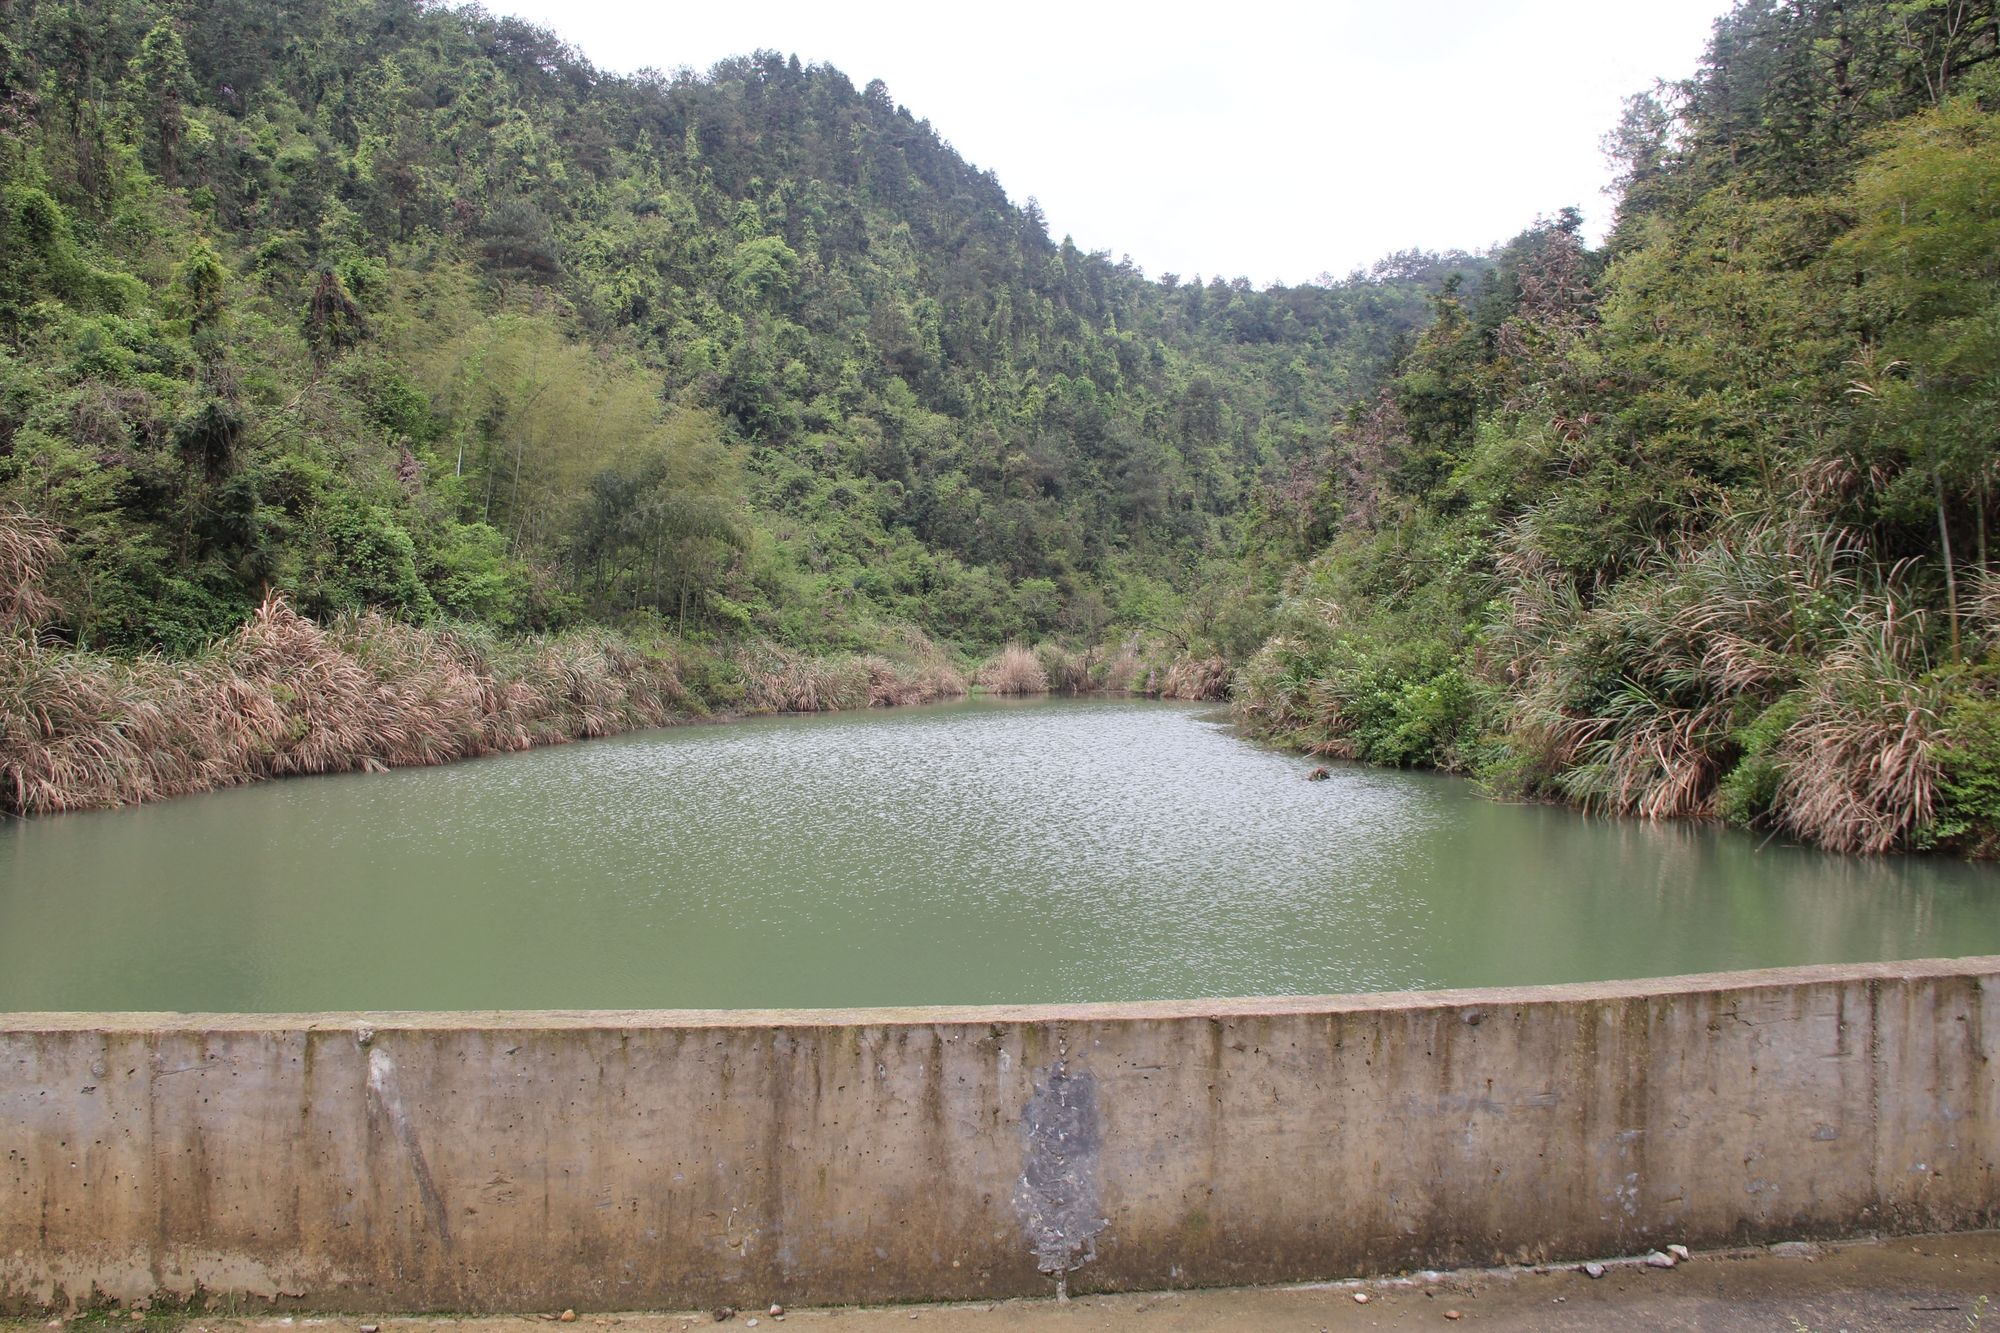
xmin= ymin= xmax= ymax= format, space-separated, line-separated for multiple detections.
xmin=2 ymin=0 xmax=1998 ymax=857
xmin=1239 ymin=0 xmax=2000 ymax=855
xmin=0 ymin=0 xmax=1457 ymax=660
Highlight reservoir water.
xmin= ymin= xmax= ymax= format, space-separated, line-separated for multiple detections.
xmin=3 ymin=696 xmax=1997 ymax=1012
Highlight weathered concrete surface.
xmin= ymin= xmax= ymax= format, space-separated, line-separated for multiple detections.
xmin=2 ymin=958 xmax=1997 ymax=1313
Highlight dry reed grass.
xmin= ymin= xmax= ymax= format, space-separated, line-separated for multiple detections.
xmin=0 ymin=511 xmax=62 ymax=634
xmin=1496 ymin=521 xmax=1866 ymax=821
xmin=862 ymin=655 xmax=969 ymax=707
xmin=1485 ymin=519 xmax=1973 ymax=851
xmin=0 ymin=596 xmax=689 ymax=815
xmin=738 ymin=626 xmax=968 ymax=712
xmin=1034 ymin=643 xmax=1092 ymax=694
xmin=735 ymin=646 xmax=870 ymax=712
xmin=975 ymin=644 xmax=1048 ymax=694
xmin=1161 ymin=655 xmax=1231 ymax=701
xmin=1769 ymin=600 xmax=1945 ymax=854
xmin=871 ymin=625 xmax=970 ymax=706
xmin=0 ymin=509 xmax=967 ymax=814
xmin=1094 ymin=641 xmax=1146 ymax=693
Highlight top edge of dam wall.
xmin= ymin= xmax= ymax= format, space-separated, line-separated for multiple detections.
xmin=3 ymin=957 xmax=1998 ymax=1312
xmin=6 ymin=955 xmax=1995 ymax=1030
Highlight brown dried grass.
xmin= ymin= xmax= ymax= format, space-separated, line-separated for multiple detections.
xmin=1555 ymin=693 xmax=1734 ymax=819
xmin=1769 ymin=601 xmax=1944 ymax=855
xmin=1495 ymin=521 xmax=1867 ymax=820
xmin=736 ymin=635 xmax=969 ymax=713
xmin=735 ymin=646 xmax=870 ymax=713
xmin=862 ymin=655 xmax=969 ymax=707
xmin=1974 ymin=571 xmax=2000 ymax=645
xmin=1035 ymin=643 xmax=1092 ymax=694
xmin=867 ymin=624 xmax=969 ymax=706
xmin=0 ymin=506 xmax=62 ymax=632
xmin=1161 ymin=655 xmax=1231 ymax=701
xmin=0 ymin=597 xmax=689 ymax=815
xmin=1094 ymin=641 xmax=1145 ymax=693
xmin=975 ymin=644 xmax=1048 ymax=695
xmin=0 ymin=511 xmax=965 ymax=814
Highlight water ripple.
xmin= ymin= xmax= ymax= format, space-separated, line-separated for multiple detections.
xmin=1 ymin=697 xmax=1996 ymax=1011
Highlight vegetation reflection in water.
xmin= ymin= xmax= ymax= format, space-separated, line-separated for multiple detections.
xmin=4 ymin=697 xmax=1998 ymax=1014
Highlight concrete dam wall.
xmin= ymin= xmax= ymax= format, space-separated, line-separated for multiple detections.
xmin=3 ymin=957 xmax=1997 ymax=1313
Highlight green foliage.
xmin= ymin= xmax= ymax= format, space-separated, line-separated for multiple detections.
xmin=1236 ymin=512 xmax=1491 ymax=770
xmin=1719 ymin=691 xmax=1809 ymax=826
xmin=0 ymin=0 xmax=1458 ymax=658
xmin=1241 ymin=0 xmax=2000 ymax=856
xmin=1934 ymin=679 xmax=2000 ymax=851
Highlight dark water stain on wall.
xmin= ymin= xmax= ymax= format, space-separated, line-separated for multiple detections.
xmin=1015 ymin=1061 xmax=1105 ymax=1297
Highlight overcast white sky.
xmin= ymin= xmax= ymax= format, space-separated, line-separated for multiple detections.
xmin=492 ymin=0 xmax=1728 ymax=286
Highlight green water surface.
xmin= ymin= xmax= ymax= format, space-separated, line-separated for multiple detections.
xmin=3 ymin=696 xmax=1997 ymax=1011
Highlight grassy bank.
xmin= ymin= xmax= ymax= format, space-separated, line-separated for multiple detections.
xmin=0 ymin=509 xmax=970 ymax=814
xmin=1 ymin=509 xmax=1232 ymax=815
xmin=1234 ymin=528 xmax=2000 ymax=858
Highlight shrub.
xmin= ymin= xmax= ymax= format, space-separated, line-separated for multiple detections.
xmin=1718 ymin=692 xmax=1808 ymax=827
xmin=1932 ymin=688 xmax=2000 ymax=855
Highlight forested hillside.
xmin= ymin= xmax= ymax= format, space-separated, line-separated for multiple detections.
xmin=0 ymin=0 xmax=1456 ymax=657
xmin=1239 ymin=0 xmax=2000 ymax=855
xmin=6 ymin=0 xmax=1999 ymax=859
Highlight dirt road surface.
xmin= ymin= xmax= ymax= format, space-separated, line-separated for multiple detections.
xmin=15 ymin=1232 xmax=2000 ymax=1333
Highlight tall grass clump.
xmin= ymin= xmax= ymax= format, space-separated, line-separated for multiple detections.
xmin=1481 ymin=519 xmax=1996 ymax=854
xmin=866 ymin=625 xmax=970 ymax=706
xmin=1092 ymin=639 xmax=1147 ymax=692
xmin=1034 ymin=642 xmax=1092 ymax=694
xmin=1486 ymin=522 xmax=1863 ymax=820
xmin=736 ymin=625 xmax=968 ymax=713
xmin=1239 ymin=507 xmax=2000 ymax=855
xmin=975 ymin=644 xmax=1048 ymax=694
xmin=0 ymin=594 xmax=691 ymax=815
xmin=0 ymin=508 xmax=62 ymax=632
xmin=735 ymin=646 xmax=870 ymax=713
xmin=1161 ymin=655 xmax=1231 ymax=701
xmin=1766 ymin=601 xmax=1945 ymax=853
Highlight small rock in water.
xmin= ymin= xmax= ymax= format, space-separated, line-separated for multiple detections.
xmin=1308 ymin=767 xmax=1331 ymax=781
xmin=1352 ymin=1292 xmax=1369 ymax=1304
xmin=360 ymin=1326 xmax=381 ymax=1332
xmin=746 ymin=1321 xmax=759 ymax=1328
xmin=560 ymin=1313 xmax=577 ymax=1324
xmin=769 ymin=1308 xmax=784 ymax=1319
xmin=1444 ymin=1312 xmax=1462 ymax=1322
xmin=1666 ymin=1245 xmax=1690 ymax=1262
xmin=712 ymin=1312 xmax=735 ymax=1325
xmin=1582 ymin=1263 xmax=1606 ymax=1279
xmin=1644 ymin=1251 xmax=1675 ymax=1268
